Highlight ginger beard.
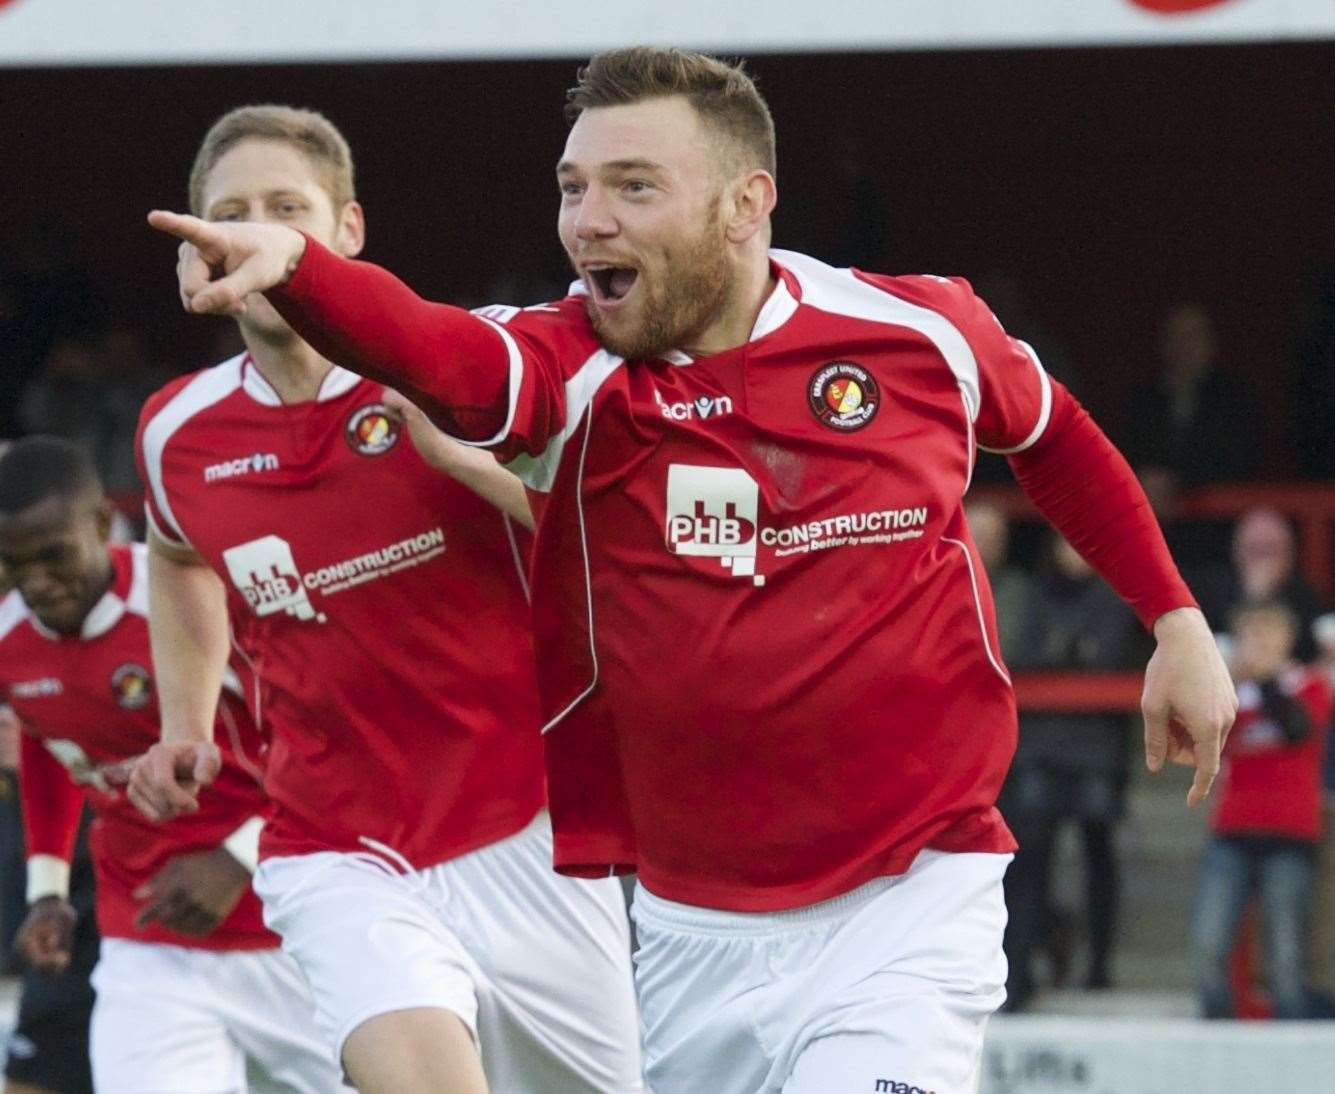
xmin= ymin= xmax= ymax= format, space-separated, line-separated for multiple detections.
xmin=581 ymin=198 xmax=733 ymax=362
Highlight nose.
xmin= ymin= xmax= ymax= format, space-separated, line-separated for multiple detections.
xmin=235 ymin=201 xmax=270 ymax=226
xmin=573 ymin=185 xmax=618 ymax=242
xmin=18 ymin=565 xmax=63 ymax=604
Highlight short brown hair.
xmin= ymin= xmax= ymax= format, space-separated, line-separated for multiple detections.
xmin=566 ymin=47 xmax=776 ymax=178
xmin=188 ymin=104 xmax=355 ymax=216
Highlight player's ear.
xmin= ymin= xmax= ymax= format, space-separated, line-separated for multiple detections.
xmin=336 ymin=201 xmax=366 ymax=258
xmin=93 ymin=499 xmax=114 ymax=545
xmin=724 ymin=169 xmax=776 ymax=245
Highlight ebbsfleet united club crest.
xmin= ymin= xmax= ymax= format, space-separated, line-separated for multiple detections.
xmin=808 ymin=361 xmax=880 ymax=432
xmin=110 ymin=663 xmax=152 ymax=710
xmin=346 ymin=404 xmax=401 ymax=456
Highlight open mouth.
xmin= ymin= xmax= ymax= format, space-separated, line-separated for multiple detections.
xmin=584 ymin=265 xmax=639 ymax=307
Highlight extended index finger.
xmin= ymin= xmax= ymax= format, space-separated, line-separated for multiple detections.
xmin=1186 ymin=726 xmax=1222 ymax=809
xmin=147 ymin=210 xmax=222 ymax=255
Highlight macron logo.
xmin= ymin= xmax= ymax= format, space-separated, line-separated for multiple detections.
xmin=654 ymin=388 xmax=734 ymax=422
xmin=205 ymin=453 xmax=280 ymax=483
xmin=11 ymin=678 xmax=62 ymax=699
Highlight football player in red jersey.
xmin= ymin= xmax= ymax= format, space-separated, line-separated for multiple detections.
xmin=0 ymin=437 xmax=345 ymax=1093
xmin=143 ymin=52 xmax=1237 ymax=1093
xmin=128 ymin=107 xmax=641 ymax=1094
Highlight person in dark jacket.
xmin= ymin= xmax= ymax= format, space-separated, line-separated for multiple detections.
xmin=1124 ymin=303 xmax=1259 ymax=488
xmin=1000 ymin=531 xmax=1139 ymax=1009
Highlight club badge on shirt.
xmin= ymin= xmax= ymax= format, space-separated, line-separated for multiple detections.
xmin=808 ymin=361 xmax=880 ymax=432
xmin=110 ymin=663 xmax=152 ymax=710
xmin=346 ymin=404 xmax=401 ymax=456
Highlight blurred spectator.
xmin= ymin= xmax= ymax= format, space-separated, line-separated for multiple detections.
xmin=0 ymin=225 xmax=107 ymax=440
xmin=1194 ymin=508 xmax=1326 ymax=663
xmin=1192 ymin=600 xmax=1332 ymax=1019
xmin=1124 ymin=303 xmax=1258 ymax=489
xmin=965 ymin=499 xmax=1029 ymax=659
xmin=1308 ymin=613 xmax=1335 ymax=1002
xmin=1293 ymin=265 xmax=1335 ymax=479
xmin=18 ymin=327 xmax=165 ymax=497
xmin=999 ymin=533 xmax=1138 ymax=1009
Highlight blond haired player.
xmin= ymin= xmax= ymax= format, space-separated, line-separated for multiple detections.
xmin=130 ymin=106 xmax=640 ymax=1094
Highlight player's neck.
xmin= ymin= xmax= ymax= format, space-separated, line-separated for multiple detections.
xmin=243 ymin=333 xmax=338 ymax=405
xmin=681 ymin=250 xmax=778 ymax=359
xmin=63 ymin=554 xmax=114 ymax=637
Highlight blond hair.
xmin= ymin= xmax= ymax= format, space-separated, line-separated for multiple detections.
xmin=188 ymin=104 xmax=355 ymax=216
xmin=566 ymin=47 xmax=776 ymax=178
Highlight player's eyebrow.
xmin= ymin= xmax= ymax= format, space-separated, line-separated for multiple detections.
xmin=556 ymin=157 xmax=667 ymax=177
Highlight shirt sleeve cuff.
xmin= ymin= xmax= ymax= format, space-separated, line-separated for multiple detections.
xmin=221 ymin=816 xmax=264 ymax=874
xmin=26 ymin=854 xmax=70 ymax=903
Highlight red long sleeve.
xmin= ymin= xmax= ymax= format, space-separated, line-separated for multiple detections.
xmin=1009 ymin=380 xmax=1197 ymax=630
xmin=268 ymin=237 xmax=515 ymax=441
xmin=18 ymin=730 xmax=84 ymax=864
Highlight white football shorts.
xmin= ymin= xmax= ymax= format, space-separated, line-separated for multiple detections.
xmin=89 ymin=938 xmax=346 ymax=1093
xmin=253 ymin=810 xmax=643 ymax=1093
xmin=631 ymin=849 xmax=1011 ymax=1094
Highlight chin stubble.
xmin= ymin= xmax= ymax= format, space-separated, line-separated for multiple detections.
xmin=585 ymin=227 xmax=732 ymax=361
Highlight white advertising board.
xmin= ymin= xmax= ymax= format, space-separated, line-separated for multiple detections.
xmin=983 ymin=1015 xmax=1335 ymax=1094
xmin=1 ymin=0 xmax=1333 ymax=66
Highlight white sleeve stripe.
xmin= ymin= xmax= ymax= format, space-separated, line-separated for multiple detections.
xmin=977 ymin=341 xmax=1053 ymax=455
xmin=959 ymin=387 xmax=976 ymax=493
xmin=26 ymin=854 xmax=70 ymax=903
xmin=448 ymin=315 xmax=524 ymax=449
xmin=144 ymin=505 xmax=188 ymax=550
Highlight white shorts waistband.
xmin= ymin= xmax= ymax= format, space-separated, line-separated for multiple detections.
xmin=633 ymin=873 xmax=902 ymax=937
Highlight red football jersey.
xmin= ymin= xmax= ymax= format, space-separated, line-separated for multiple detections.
xmin=136 ymin=355 xmax=545 ymax=868
xmin=271 ymin=243 xmax=1195 ymax=911
xmin=1212 ymin=667 xmax=1331 ymax=842
xmin=0 ymin=543 xmax=274 ymax=948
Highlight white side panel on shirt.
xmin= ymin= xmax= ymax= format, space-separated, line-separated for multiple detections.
xmin=140 ymin=354 xmax=247 ymax=546
xmin=503 ymin=348 xmax=624 ymax=494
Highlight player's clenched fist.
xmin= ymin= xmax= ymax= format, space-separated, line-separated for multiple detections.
xmin=16 ymin=896 xmax=77 ymax=974
xmin=127 ymin=739 xmax=223 ymax=823
xmin=146 ymin=210 xmax=306 ymax=316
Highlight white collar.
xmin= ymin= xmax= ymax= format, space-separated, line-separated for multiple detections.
xmin=29 ymin=586 xmax=124 ymax=642
xmin=663 ymin=273 xmax=799 ymax=366
xmin=566 ymin=262 xmax=800 ymax=368
xmin=241 ymin=356 xmax=360 ymax=406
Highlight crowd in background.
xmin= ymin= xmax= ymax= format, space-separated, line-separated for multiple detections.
xmin=2 ymin=238 xmax=1334 ymax=1023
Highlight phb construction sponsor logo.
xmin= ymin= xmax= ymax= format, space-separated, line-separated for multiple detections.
xmin=664 ymin=463 xmax=928 ymax=586
xmin=222 ymin=528 xmax=446 ymax=623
